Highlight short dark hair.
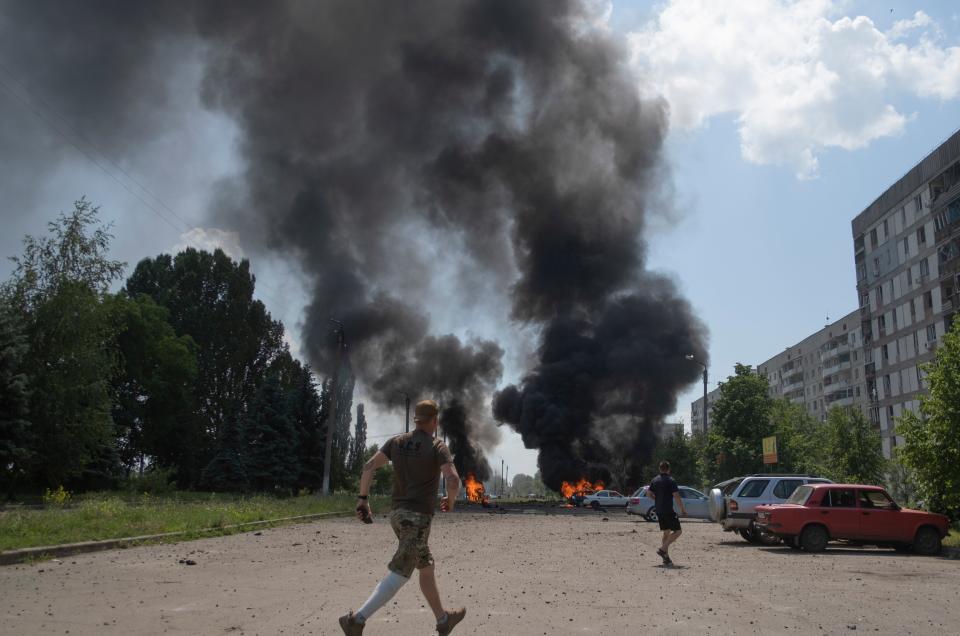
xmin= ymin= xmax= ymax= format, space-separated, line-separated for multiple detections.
xmin=659 ymin=461 xmax=670 ymax=472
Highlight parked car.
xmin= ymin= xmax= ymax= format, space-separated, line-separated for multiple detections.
xmin=755 ymin=483 xmax=950 ymax=555
xmin=708 ymin=474 xmax=833 ymax=544
xmin=580 ymin=490 xmax=630 ymax=508
xmin=628 ymin=486 xmax=711 ymax=521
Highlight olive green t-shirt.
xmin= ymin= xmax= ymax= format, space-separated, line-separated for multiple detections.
xmin=381 ymin=429 xmax=454 ymax=516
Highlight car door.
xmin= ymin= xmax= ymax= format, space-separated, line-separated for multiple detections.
xmin=819 ymin=488 xmax=861 ymax=539
xmin=611 ymin=491 xmax=628 ymax=506
xmin=858 ymin=489 xmax=910 ymax=542
xmin=680 ymin=488 xmax=708 ymax=518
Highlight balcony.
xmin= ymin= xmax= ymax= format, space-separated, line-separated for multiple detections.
xmin=781 ymin=379 xmax=804 ymax=394
xmin=822 ymin=360 xmax=851 ymax=378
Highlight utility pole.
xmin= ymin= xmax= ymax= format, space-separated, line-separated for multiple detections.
xmin=501 ymin=459 xmax=504 ymax=497
xmin=322 ymin=320 xmax=345 ymax=496
xmin=396 ymin=392 xmax=411 ymax=433
xmin=506 ymin=465 xmax=509 ymax=498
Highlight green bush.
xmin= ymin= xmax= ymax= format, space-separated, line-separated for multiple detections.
xmin=121 ymin=467 xmax=177 ymax=495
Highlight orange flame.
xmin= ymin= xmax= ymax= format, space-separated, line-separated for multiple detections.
xmin=560 ymin=478 xmax=604 ymax=499
xmin=464 ymin=474 xmax=485 ymax=503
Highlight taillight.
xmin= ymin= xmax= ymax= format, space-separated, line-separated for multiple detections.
xmin=729 ymin=500 xmax=739 ymax=511
xmin=630 ymin=498 xmax=640 ymax=504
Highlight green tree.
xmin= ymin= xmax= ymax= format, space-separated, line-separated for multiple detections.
xmin=243 ymin=374 xmax=299 ymax=493
xmin=704 ymin=364 xmax=773 ymax=482
xmin=200 ymin=418 xmax=247 ymax=492
xmin=0 ymin=303 xmax=31 ymax=496
xmin=350 ymin=403 xmax=367 ymax=474
xmin=4 ymin=198 xmax=124 ymax=313
xmin=110 ymin=294 xmax=198 ymax=483
xmin=768 ymin=399 xmax=828 ymax=476
xmin=824 ymin=406 xmax=885 ymax=484
xmin=22 ymin=282 xmax=118 ymax=487
xmin=898 ymin=318 xmax=960 ymax=517
xmin=365 ymin=444 xmax=394 ymax=495
xmin=125 ymin=248 xmax=286 ymax=484
xmin=284 ymin=364 xmax=324 ymax=492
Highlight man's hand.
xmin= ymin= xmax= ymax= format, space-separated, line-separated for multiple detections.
xmin=356 ymin=499 xmax=373 ymax=524
xmin=679 ymin=506 xmax=687 ymax=518
xmin=439 ymin=496 xmax=453 ymax=513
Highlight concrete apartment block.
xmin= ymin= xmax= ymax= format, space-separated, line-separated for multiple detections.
xmin=852 ymin=130 xmax=960 ymax=458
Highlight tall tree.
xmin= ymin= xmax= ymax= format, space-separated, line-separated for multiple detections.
xmin=898 ymin=318 xmax=960 ymax=517
xmin=0 ymin=302 xmax=31 ymax=496
xmin=125 ymin=248 xmax=285 ymax=480
xmin=350 ymin=403 xmax=367 ymax=474
xmin=285 ymin=364 xmax=324 ymax=492
xmin=329 ymin=363 xmax=356 ymax=491
xmin=768 ymin=399 xmax=828 ymax=476
xmin=243 ymin=374 xmax=299 ymax=493
xmin=4 ymin=202 xmax=125 ymax=488
xmin=110 ymin=294 xmax=198 ymax=482
xmin=704 ymin=364 xmax=773 ymax=482
xmin=200 ymin=417 xmax=247 ymax=492
xmin=653 ymin=429 xmax=701 ymax=487
xmin=824 ymin=406 xmax=885 ymax=484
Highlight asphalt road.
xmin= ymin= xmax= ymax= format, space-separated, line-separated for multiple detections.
xmin=1 ymin=511 xmax=956 ymax=635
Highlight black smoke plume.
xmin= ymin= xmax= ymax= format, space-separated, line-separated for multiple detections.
xmin=1 ymin=0 xmax=708 ymax=491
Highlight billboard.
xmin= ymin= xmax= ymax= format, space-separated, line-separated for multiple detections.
xmin=762 ymin=436 xmax=778 ymax=465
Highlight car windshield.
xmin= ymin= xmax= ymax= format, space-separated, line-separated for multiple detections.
xmin=737 ymin=480 xmax=770 ymax=498
xmin=786 ymin=485 xmax=813 ymax=505
xmin=721 ymin=479 xmax=743 ymax=495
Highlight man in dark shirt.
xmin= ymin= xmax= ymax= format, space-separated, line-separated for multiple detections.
xmin=647 ymin=461 xmax=686 ymax=566
xmin=340 ymin=400 xmax=466 ymax=635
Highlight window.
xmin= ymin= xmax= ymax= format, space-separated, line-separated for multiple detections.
xmin=858 ymin=490 xmax=896 ymax=510
xmin=821 ymin=489 xmax=857 ymax=508
xmin=907 ymin=267 xmax=913 ymax=286
xmin=910 ymin=298 xmax=916 ymax=320
xmin=903 ymin=237 xmax=910 ymax=256
xmin=927 ymin=324 xmax=936 ymax=342
xmin=915 ymin=194 xmax=922 ymax=214
xmin=883 ymin=375 xmax=891 ymax=395
xmin=773 ymin=480 xmax=804 ymax=499
xmin=877 ymin=285 xmax=884 ymax=304
xmin=882 ymin=344 xmax=889 ymax=360
xmin=924 ymin=290 xmax=933 ymax=309
xmin=917 ymin=226 xmax=927 ymax=246
xmin=737 ymin=480 xmax=770 ymax=498
xmin=914 ymin=330 xmax=921 ymax=349
xmin=883 ymin=218 xmax=889 ymax=238
xmin=786 ymin=486 xmax=813 ymax=505
xmin=871 ymin=227 xmax=878 ymax=247
xmin=900 ymin=206 xmax=906 ymax=225
xmin=920 ymin=258 xmax=930 ymax=278
xmin=872 ymin=257 xmax=880 ymax=276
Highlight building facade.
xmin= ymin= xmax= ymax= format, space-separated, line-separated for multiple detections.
xmin=690 ymin=386 xmax=721 ymax=436
xmin=690 ymin=311 xmax=868 ymax=437
xmin=851 ymin=130 xmax=960 ymax=457
xmin=757 ymin=310 xmax=867 ymax=422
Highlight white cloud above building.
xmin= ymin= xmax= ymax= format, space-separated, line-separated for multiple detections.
xmin=629 ymin=1 xmax=960 ymax=178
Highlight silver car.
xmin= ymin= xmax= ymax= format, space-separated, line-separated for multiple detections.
xmin=628 ymin=485 xmax=711 ymax=521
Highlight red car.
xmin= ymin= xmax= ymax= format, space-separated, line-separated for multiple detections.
xmin=755 ymin=483 xmax=950 ymax=555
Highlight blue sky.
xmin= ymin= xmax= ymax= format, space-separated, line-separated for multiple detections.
xmin=2 ymin=1 xmax=960 ymax=479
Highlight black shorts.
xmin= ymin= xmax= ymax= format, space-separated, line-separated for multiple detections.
xmin=658 ymin=512 xmax=681 ymax=532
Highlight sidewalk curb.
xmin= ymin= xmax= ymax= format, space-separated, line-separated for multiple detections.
xmin=0 ymin=510 xmax=352 ymax=566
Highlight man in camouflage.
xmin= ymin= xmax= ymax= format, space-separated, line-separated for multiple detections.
xmin=340 ymin=400 xmax=465 ymax=635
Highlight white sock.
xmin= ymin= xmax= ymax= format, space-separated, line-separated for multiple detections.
xmin=356 ymin=571 xmax=409 ymax=622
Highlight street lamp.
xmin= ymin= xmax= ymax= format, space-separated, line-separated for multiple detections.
xmin=685 ymin=354 xmax=708 ymax=434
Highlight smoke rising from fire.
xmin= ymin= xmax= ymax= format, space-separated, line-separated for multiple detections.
xmin=1 ymin=0 xmax=708 ymax=490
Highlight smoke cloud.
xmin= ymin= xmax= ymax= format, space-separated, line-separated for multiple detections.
xmin=1 ymin=0 xmax=708 ymax=491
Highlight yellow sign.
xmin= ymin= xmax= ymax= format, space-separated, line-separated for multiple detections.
xmin=762 ymin=436 xmax=778 ymax=464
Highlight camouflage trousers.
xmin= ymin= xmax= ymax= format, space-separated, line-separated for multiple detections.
xmin=387 ymin=508 xmax=433 ymax=577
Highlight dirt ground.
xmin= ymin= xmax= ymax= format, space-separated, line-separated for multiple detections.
xmin=1 ymin=510 xmax=957 ymax=635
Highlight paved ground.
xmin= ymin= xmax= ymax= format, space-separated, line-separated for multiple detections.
xmin=1 ymin=509 xmax=957 ymax=635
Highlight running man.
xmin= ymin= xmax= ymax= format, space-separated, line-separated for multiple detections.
xmin=647 ymin=461 xmax=686 ymax=566
xmin=340 ymin=400 xmax=466 ymax=635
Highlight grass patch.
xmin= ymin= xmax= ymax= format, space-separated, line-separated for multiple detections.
xmin=0 ymin=492 xmax=388 ymax=552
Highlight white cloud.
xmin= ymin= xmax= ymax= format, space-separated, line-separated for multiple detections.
xmin=173 ymin=227 xmax=245 ymax=261
xmin=629 ymin=2 xmax=960 ymax=178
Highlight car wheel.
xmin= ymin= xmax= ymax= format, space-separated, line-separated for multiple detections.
xmin=753 ymin=523 xmax=782 ymax=546
xmin=739 ymin=528 xmax=757 ymax=543
xmin=912 ymin=527 xmax=942 ymax=556
xmin=800 ymin=524 xmax=829 ymax=553
xmin=590 ymin=500 xmax=601 ymax=510
xmin=646 ymin=506 xmax=658 ymax=522
xmin=787 ymin=537 xmax=802 ymax=550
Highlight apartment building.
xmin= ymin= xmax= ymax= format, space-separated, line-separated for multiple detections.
xmin=690 ymin=310 xmax=867 ymax=436
xmin=690 ymin=386 xmax=720 ymax=435
xmin=757 ymin=311 xmax=867 ymax=422
xmin=851 ymin=130 xmax=960 ymax=457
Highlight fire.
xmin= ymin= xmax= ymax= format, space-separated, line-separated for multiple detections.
xmin=464 ymin=473 xmax=485 ymax=503
xmin=560 ymin=478 xmax=604 ymax=499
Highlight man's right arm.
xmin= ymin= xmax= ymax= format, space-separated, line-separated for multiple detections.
xmin=440 ymin=463 xmax=460 ymax=512
xmin=646 ymin=483 xmax=656 ymax=500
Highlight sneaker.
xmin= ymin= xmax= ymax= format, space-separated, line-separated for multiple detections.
xmin=437 ymin=607 xmax=466 ymax=635
xmin=339 ymin=611 xmax=364 ymax=635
